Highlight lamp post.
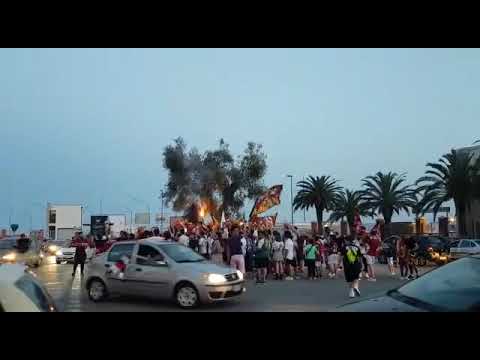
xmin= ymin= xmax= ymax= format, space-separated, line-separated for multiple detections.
xmin=286 ymin=174 xmax=294 ymax=225
xmin=127 ymin=195 xmax=151 ymax=225
xmin=158 ymin=190 xmax=165 ymax=232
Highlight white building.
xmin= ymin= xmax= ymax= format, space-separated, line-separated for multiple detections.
xmin=47 ymin=204 xmax=83 ymax=241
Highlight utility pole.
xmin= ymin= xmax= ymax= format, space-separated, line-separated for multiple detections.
xmin=287 ymin=175 xmax=294 ymax=225
xmin=302 ymin=176 xmax=306 ymax=223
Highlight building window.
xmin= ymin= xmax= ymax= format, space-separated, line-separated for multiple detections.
xmin=48 ymin=226 xmax=55 ymax=240
xmin=49 ymin=210 xmax=56 ymax=224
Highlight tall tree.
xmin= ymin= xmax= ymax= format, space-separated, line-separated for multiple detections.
xmin=163 ymin=138 xmax=267 ymax=220
xmin=416 ymin=149 xmax=480 ymax=237
xmin=293 ymin=175 xmax=342 ymax=235
xmin=328 ymin=189 xmax=371 ymax=230
xmin=361 ymin=171 xmax=415 ymax=237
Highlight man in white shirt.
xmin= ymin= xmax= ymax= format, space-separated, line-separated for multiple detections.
xmin=198 ymin=233 xmax=208 ymax=258
xmin=178 ymin=230 xmax=190 ymax=247
xmin=284 ymin=231 xmax=295 ymax=280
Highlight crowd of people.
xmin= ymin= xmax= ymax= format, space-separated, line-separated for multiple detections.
xmin=67 ymin=223 xmax=423 ymax=298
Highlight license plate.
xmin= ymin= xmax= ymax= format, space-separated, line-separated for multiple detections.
xmin=232 ymin=284 xmax=242 ymax=292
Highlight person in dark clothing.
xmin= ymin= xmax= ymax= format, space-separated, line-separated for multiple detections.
xmin=341 ymin=236 xmax=362 ymax=298
xmin=71 ymin=233 xmax=89 ymax=277
xmin=152 ymin=227 xmax=160 ymax=237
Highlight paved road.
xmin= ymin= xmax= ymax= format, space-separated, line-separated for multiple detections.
xmin=33 ymin=256 xmax=431 ymax=312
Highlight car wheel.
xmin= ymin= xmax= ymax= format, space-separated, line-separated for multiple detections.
xmin=175 ymin=283 xmax=200 ymax=309
xmin=417 ymin=257 xmax=427 ymax=267
xmin=88 ymin=279 xmax=107 ymax=302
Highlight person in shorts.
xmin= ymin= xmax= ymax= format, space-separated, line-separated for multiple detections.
xmin=326 ymin=239 xmax=338 ymax=279
xmin=272 ymin=232 xmax=285 ymax=280
xmin=366 ymin=233 xmax=380 ymax=282
xmin=284 ymin=231 xmax=295 ymax=280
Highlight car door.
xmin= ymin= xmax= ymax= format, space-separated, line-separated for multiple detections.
xmin=105 ymin=243 xmax=137 ymax=295
xmin=467 ymin=240 xmax=480 ymax=256
xmin=125 ymin=244 xmax=171 ymax=299
xmin=449 ymin=241 xmax=459 ymax=258
xmin=457 ymin=240 xmax=471 ymax=258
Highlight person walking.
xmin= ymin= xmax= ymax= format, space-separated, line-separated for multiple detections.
xmin=284 ymin=231 xmax=295 ymax=280
xmin=382 ymin=240 xmax=396 ymax=276
xmin=254 ymin=231 xmax=269 ymax=283
xmin=397 ymin=237 xmax=409 ymax=280
xmin=229 ymin=227 xmax=246 ymax=275
xmin=296 ymin=235 xmax=306 ymax=275
xmin=341 ymin=236 xmax=362 ymax=298
xmin=304 ymin=238 xmax=318 ymax=280
xmin=272 ymin=232 xmax=285 ymax=280
xmin=71 ymin=233 xmax=89 ymax=277
xmin=406 ymin=236 xmax=419 ymax=280
xmin=366 ymin=232 xmax=380 ymax=282
xmin=210 ymin=233 xmax=224 ymax=265
xmin=359 ymin=235 xmax=369 ymax=280
xmin=326 ymin=238 xmax=338 ymax=279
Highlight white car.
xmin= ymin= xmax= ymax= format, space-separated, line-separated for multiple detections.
xmin=55 ymin=241 xmax=95 ymax=264
xmin=450 ymin=239 xmax=480 ymax=260
xmin=0 ymin=264 xmax=57 ymax=312
xmin=0 ymin=236 xmax=44 ymax=267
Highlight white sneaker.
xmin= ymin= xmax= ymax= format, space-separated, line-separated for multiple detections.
xmin=359 ymin=273 xmax=363 ymax=279
xmin=349 ymin=289 xmax=355 ymax=298
xmin=354 ymin=287 xmax=361 ymax=297
xmin=367 ymin=278 xmax=377 ymax=282
xmin=285 ymin=276 xmax=293 ymax=281
xmin=391 ymin=272 xmax=396 ymax=276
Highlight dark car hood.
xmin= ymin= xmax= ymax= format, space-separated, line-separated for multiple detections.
xmin=336 ymin=294 xmax=426 ymax=312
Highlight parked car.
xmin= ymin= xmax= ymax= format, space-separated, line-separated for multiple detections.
xmin=0 ymin=264 xmax=57 ymax=312
xmin=85 ymin=238 xmax=245 ymax=309
xmin=450 ymin=239 xmax=480 ymax=260
xmin=0 ymin=236 xmax=44 ymax=267
xmin=337 ymin=255 xmax=480 ymax=312
xmin=413 ymin=235 xmax=450 ymax=266
xmin=55 ymin=240 xmax=95 ymax=264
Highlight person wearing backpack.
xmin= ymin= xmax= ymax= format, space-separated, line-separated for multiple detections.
xmin=304 ymin=238 xmax=318 ymax=280
xmin=341 ymin=235 xmax=362 ymax=298
xmin=255 ymin=231 xmax=269 ymax=283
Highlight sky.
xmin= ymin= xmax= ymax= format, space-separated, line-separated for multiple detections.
xmin=1 ymin=48 xmax=479 ymax=231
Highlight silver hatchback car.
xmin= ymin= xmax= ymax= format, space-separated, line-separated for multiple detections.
xmin=84 ymin=237 xmax=245 ymax=308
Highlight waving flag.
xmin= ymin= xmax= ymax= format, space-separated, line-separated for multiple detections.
xmin=249 ymin=185 xmax=283 ymax=220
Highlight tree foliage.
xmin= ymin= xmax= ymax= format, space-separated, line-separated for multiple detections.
xmin=416 ymin=149 xmax=480 ymax=236
xmin=293 ymin=175 xmax=342 ymax=234
xmin=163 ymin=138 xmax=267 ymax=219
xmin=329 ymin=189 xmax=372 ymax=227
xmin=361 ymin=172 xmax=415 ymax=224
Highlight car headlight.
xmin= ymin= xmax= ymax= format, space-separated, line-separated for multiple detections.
xmin=236 ymin=270 xmax=244 ymax=281
xmin=55 ymin=250 xmax=63 ymax=256
xmin=2 ymin=253 xmax=16 ymax=261
xmin=207 ymin=273 xmax=227 ymax=285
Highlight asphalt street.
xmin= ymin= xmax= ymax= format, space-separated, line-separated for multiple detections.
xmin=33 ymin=256 xmax=430 ymax=312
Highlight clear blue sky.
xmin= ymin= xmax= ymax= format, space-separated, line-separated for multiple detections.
xmin=1 ymin=48 xmax=479 ymax=231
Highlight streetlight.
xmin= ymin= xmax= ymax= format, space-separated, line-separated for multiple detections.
xmin=286 ymin=175 xmax=294 ymax=225
xmin=158 ymin=189 xmax=165 ymax=231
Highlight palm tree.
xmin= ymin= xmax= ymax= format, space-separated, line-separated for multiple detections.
xmin=328 ymin=189 xmax=371 ymax=231
xmin=361 ymin=171 xmax=415 ymax=237
xmin=293 ymin=175 xmax=342 ymax=235
xmin=416 ymin=149 xmax=479 ymax=237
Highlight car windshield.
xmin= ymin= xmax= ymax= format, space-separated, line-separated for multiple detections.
xmin=0 ymin=239 xmax=17 ymax=250
xmin=395 ymin=257 xmax=480 ymax=311
xmin=159 ymin=244 xmax=205 ymax=263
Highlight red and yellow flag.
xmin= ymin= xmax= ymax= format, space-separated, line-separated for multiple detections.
xmin=249 ymin=185 xmax=283 ymax=220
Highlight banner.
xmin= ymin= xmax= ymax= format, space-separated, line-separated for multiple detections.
xmin=249 ymin=185 xmax=283 ymax=220
xmin=251 ymin=213 xmax=278 ymax=229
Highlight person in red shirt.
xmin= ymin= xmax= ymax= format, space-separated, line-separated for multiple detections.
xmin=366 ymin=231 xmax=380 ymax=281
